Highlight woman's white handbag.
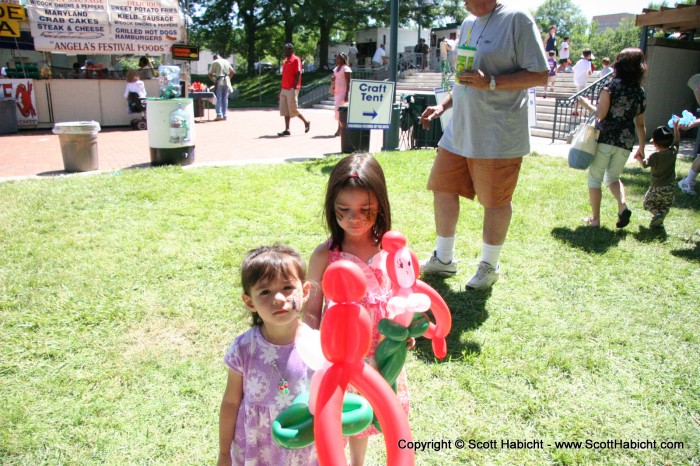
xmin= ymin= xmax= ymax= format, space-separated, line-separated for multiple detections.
xmin=567 ymin=116 xmax=599 ymax=170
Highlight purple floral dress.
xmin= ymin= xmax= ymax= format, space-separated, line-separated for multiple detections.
xmin=326 ymin=241 xmax=410 ymax=438
xmin=224 ymin=326 xmax=318 ymax=466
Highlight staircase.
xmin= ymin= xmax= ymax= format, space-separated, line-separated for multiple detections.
xmin=396 ymin=70 xmax=445 ymax=93
xmin=313 ymin=70 xmax=597 ymax=141
xmin=531 ymin=72 xmax=596 ymax=139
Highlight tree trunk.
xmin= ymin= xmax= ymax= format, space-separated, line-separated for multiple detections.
xmin=318 ymin=18 xmax=331 ymax=71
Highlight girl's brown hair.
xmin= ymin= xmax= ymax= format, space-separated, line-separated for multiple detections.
xmin=613 ymin=47 xmax=646 ymax=85
xmin=323 ymin=154 xmax=391 ymax=249
xmin=240 ymin=244 xmax=306 ymax=326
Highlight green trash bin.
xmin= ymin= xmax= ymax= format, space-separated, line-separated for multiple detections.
xmin=338 ymin=105 xmax=370 ymax=153
xmin=410 ymin=93 xmax=443 ymax=149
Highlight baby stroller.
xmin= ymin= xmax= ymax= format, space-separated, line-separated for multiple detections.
xmin=127 ymin=92 xmax=147 ymax=130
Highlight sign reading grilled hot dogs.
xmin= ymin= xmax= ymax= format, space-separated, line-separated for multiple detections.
xmin=25 ymin=0 xmax=183 ymax=53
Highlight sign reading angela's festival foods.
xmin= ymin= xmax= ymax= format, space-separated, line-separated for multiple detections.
xmin=25 ymin=0 xmax=183 ymax=53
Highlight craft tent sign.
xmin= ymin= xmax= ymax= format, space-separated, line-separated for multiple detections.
xmin=10 ymin=0 xmax=184 ymax=54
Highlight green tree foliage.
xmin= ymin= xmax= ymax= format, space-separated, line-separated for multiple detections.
xmin=301 ymin=0 xmax=382 ymax=71
xmin=188 ymin=0 xmax=239 ymax=58
xmin=588 ymin=17 xmax=642 ymax=68
xmin=533 ymin=0 xmax=588 ymax=42
xmin=439 ymin=0 xmax=467 ymax=25
xmin=189 ymin=0 xmax=383 ymax=75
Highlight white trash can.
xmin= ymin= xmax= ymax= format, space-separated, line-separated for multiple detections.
xmin=53 ymin=121 xmax=101 ymax=172
xmin=146 ymin=98 xmax=195 ymax=166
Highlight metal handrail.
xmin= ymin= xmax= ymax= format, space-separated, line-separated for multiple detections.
xmin=551 ymin=74 xmax=614 ymax=142
xmin=297 ymin=66 xmax=391 ymax=108
xmin=298 ymin=80 xmax=332 ymax=108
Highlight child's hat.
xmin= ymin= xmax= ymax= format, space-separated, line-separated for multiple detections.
xmin=652 ymin=126 xmax=673 ymax=145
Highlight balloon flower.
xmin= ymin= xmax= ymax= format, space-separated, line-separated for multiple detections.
xmin=312 ymin=260 xmax=415 ymax=466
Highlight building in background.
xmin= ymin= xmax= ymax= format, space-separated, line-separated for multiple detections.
xmin=592 ymin=13 xmax=635 ymax=31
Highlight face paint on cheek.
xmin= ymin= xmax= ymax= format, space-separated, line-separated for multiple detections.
xmin=365 ymin=209 xmax=378 ymax=224
xmin=335 ymin=208 xmax=344 ymax=222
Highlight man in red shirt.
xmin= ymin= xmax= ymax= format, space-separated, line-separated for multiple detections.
xmin=278 ymin=43 xmax=310 ymax=136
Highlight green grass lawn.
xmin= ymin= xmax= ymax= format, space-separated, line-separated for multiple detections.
xmin=0 ymin=151 xmax=698 ymax=465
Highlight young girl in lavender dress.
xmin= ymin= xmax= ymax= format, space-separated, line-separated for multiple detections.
xmin=305 ymin=153 xmax=410 ymax=466
xmin=218 ymin=245 xmax=317 ymax=466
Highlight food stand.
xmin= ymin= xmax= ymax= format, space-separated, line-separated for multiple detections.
xmin=0 ymin=0 xmax=189 ymax=129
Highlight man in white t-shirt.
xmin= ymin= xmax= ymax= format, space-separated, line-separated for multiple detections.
xmin=559 ymin=37 xmax=570 ymax=61
xmin=372 ymin=44 xmax=387 ymax=68
xmin=348 ymin=42 xmax=359 ymax=67
xmin=417 ymin=0 xmax=548 ymax=290
xmin=572 ymin=49 xmax=593 ymax=92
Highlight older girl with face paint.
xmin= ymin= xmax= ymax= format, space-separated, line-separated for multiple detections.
xmin=218 ymin=245 xmax=317 ymax=466
xmin=305 ymin=153 xmax=409 ymax=466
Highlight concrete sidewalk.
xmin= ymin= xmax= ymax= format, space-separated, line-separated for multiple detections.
xmin=0 ymin=107 xmax=695 ymax=181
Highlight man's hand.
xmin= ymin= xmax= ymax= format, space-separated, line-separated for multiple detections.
xmin=457 ymin=69 xmax=489 ymax=90
xmin=420 ymin=105 xmax=443 ymax=129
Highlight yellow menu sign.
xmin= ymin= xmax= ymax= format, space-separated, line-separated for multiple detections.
xmin=0 ymin=3 xmax=26 ymax=37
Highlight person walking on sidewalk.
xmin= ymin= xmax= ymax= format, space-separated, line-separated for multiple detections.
xmin=417 ymin=0 xmax=548 ymax=290
xmin=208 ymin=53 xmax=234 ymax=121
xmin=277 ymin=43 xmax=310 ymax=136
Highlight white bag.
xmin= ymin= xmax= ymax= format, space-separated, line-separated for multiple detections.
xmin=567 ymin=120 xmax=599 ymax=170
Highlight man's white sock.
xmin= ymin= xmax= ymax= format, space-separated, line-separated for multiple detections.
xmin=436 ymin=236 xmax=455 ymax=264
xmin=481 ymin=243 xmax=503 ymax=267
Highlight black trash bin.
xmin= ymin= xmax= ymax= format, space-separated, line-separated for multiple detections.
xmin=410 ymin=93 xmax=443 ymax=149
xmin=193 ymin=97 xmax=204 ymax=118
xmin=338 ymin=105 xmax=370 ymax=153
xmin=0 ymin=99 xmax=18 ymax=134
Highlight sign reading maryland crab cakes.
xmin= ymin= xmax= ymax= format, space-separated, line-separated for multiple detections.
xmin=25 ymin=0 xmax=183 ymax=53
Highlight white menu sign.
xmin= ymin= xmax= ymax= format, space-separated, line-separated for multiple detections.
xmin=25 ymin=0 xmax=183 ymax=53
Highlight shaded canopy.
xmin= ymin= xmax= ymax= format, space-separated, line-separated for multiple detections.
xmin=635 ymin=2 xmax=700 ymax=33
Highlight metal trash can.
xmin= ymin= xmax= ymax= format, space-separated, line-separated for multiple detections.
xmin=338 ymin=105 xmax=370 ymax=153
xmin=0 ymin=99 xmax=18 ymax=135
xmin=146 ymin=98 xmax=195 ymax=166
xmin=52 ymin=121 xmax=101 ymax=172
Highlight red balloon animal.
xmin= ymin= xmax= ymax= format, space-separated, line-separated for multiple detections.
xmin=313 ymin=260 xmax=415 ymax=466
xmin=383 ymin=231 xmax=452 ymax=360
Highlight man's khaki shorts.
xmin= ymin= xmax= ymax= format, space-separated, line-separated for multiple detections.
xmin=427 ymin=147 xmax=523 ymax=208
xmin=279 ymin=88 xmax=300 ymax=117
